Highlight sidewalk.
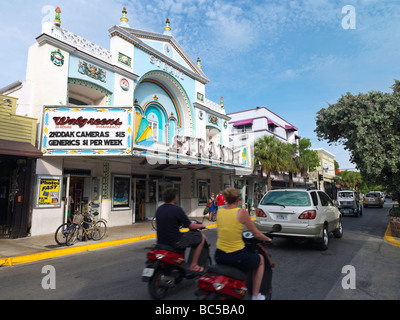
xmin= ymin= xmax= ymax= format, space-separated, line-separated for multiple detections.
xmin=0 ymin=218 xmax=217 ymax=266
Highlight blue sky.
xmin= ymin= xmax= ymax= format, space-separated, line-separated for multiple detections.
xmin=1 ymin=0 xmax=400 ymax=170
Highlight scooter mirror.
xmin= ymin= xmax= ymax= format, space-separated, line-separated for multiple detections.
xmin=242 ymin=231 xmax=254 ymax=239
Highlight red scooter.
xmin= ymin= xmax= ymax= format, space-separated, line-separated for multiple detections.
xmin=142 ymin=222 xmax=211 ymax=300
xmin=196 ymin=225 xmax=281 ymax=300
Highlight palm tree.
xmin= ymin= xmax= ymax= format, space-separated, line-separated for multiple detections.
xmin=282 ymin=138 xmax=320 ymax=188
xmin=339 ymin=170 xmax=362 ymax=190
xmin=253 ymin=135 xmax=288 ymax=190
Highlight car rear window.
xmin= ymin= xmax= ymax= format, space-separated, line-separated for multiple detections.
xmin=338 ymin=192 xmax=354 ymax=198
xmin=260 ymin=191 xmax=311 ymax=207
xmin=366 ymin=193 xmax=378 ymax=197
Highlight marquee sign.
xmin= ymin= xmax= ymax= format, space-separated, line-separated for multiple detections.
xmin=41 ymin=106 xmax=133 ymax=155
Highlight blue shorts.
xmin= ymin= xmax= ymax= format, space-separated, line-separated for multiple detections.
xmin=214 ymin=248 xmax=261 ymax=273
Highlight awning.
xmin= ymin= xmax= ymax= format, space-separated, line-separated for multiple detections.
xmin=295 ymin=134 xmax=301 ymax=139
xmin=233 ymin=119 xmax=253 ymax=127
xmin=267 ymin=119 xmax=279 ymax=127
xmin=285 ymin=125 xmax=298 ymax=131
xmin=0 ymin=139 xmax=43 ymax=158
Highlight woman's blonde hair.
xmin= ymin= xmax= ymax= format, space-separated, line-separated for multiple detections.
xmin=223 ymin=187 xmax=239 ymax=204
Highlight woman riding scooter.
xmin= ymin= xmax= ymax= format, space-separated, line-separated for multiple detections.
xmin=215 ymin=188 xmax=271 ymax=300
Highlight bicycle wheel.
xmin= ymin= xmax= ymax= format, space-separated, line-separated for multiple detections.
xmin=92 ymin=220 xmax=107 ymax=240
xmin=151 ymin=216 xmax=157 ymax=231
xmin=55 ymin=223 xmax=72 ymax=246
xmin=66 ymin=224 xmax=79 ymax=246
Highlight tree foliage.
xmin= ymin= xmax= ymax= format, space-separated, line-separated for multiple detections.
xmin=253 ymin=135 xmax=287 ymax=190
xmin=315 ymin=80 xmax=400 ymax=196
xmin=253 ymin=135 xmax=319 ymax=190
xmin=336 ymin=170 xmax=362 ymax=190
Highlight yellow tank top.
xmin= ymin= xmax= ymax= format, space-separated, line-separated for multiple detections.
xmin=216 ymin=207 xmax=245 ymax=253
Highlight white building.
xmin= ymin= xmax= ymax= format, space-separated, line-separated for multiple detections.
xmin=1 ymin=8 xmax=251 ymax=236
xmin=227 ymin=106 xmax=310 ymax=207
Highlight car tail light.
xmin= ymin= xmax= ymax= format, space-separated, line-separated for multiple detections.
xmin=256 ymin=208 xmax=266 ymax=217
xmin=299 ymin=210 xmax=317 ymax=219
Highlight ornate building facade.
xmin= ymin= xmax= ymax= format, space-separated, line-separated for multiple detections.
xmin=4 ymin=8 xmax=251 ymax=236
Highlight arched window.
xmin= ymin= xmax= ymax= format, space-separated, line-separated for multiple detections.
xmin=147 ymin=118 xmax=159 ymax=142
xmin=144 ymin=104 xmax=168 ymax=143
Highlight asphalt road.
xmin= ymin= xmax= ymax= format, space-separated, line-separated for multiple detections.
xmin=0 ymin=200 xmax=399 ymax=300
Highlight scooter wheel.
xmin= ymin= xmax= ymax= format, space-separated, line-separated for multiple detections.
xmin=148 ymin=270 xmax=169 ymax=300
xmin=204 ymin=292 xmax=226 ymax=300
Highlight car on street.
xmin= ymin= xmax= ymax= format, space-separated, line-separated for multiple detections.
xmin=254 ymin=189 xmax=343 ymax=250
xmin=337 ymin=190 xmax=362 ymax=217
xmin=363 ymin=192 xmax=384 ymax=208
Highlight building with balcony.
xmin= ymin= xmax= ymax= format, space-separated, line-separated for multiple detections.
xmin=0 ymin=93 xmax=42 ymax=238
xmin=227 ymin=106 xmax=310 ymax=207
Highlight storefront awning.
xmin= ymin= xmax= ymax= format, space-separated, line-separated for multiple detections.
xmin=233 ymin=119 xmax=253 ymax=127
xmin=0 ymin=139 xmax=43 ymax=158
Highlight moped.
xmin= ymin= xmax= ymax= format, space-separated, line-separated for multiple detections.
xmin=142 ymin=221 xmax=211 ymax=300
xmin=196 ymin=224 xmax=281 ymax=300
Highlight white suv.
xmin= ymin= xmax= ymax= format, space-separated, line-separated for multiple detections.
xmin=255 ymin=189 xmax=343 ymax=250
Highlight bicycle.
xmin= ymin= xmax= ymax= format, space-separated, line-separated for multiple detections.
xmin=55 ymin=221 xmax=75 ymax=246
xmin=55 ymin=206 xmax=107 ymax=246
xmin=66 ymin=212 xmax=107 ymax=246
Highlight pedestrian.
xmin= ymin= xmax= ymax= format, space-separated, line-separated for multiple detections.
xmin=246 ymin=198 xmax=252 ymax=215
xmin=216 ymin=190 xmax=225 ymax=207
xmin=214 ymin=188 xmax=271 ymax=300
xmin=208 ymin=192 xmax=216 ymax=221
xmin=67 ymin=188 xmax=74 ymax=223
xmin=156 ymin=187 xmax=207 ymax=273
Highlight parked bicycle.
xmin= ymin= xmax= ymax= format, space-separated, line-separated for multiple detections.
xmin=65 ymin=212 xmax=107 ymax=246
xmin=54 ymin=204 xmax=107 ymax=246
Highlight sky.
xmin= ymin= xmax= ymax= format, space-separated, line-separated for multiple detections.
xmin=1 ymin=0 xmax=400 ymax=170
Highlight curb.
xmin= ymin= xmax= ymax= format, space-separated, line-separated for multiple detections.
xmin=0 ymin=233 xmax=157 ymax=267
xmin=0 ymin=223 xmax=218 ymax=267
xmin=384 ymin=223 xmax=400 ymax=248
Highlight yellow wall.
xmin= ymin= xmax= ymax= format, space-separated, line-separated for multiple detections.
xmin=0 ymin=94 xmax=38 ymax=146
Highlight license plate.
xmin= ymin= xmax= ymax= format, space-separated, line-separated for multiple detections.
xmin=276 ymin=214 xmax=288 ymax=220
xmin=142 ymin=268 xmax=155 ymax=277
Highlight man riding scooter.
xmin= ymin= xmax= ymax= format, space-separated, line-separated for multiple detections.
xmin=156 ymin=187 xmax=207 ymax=273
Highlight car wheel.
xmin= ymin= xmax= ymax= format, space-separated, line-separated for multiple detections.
xmin=317 ymin=223 xmax=329 ymax=251
xmin=333 ymin=218 xmax=343 ymax=238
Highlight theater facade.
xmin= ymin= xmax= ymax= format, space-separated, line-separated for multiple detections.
xmin=9 ymin=8 xmax=251 ymax=236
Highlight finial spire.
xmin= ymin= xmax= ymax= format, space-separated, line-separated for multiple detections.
xmin=220 ymin=97 xmax=224 ymax=108
xmin=197 ymin=57 xmax=202 ymax=69
xmin=54 ymin=7 xmax=61 ymax=27
xmin=120 ymin=7 xmax=130 ymax=27
xmin=164 ymin=18 xmax=172 ymax=35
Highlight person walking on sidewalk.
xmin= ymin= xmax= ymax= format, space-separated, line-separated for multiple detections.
xmin=208 ymin=193 xmax=216 ymax=221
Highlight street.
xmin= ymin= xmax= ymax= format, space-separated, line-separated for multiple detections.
xmin=0 ymin=200 xmax=399 ymax=300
